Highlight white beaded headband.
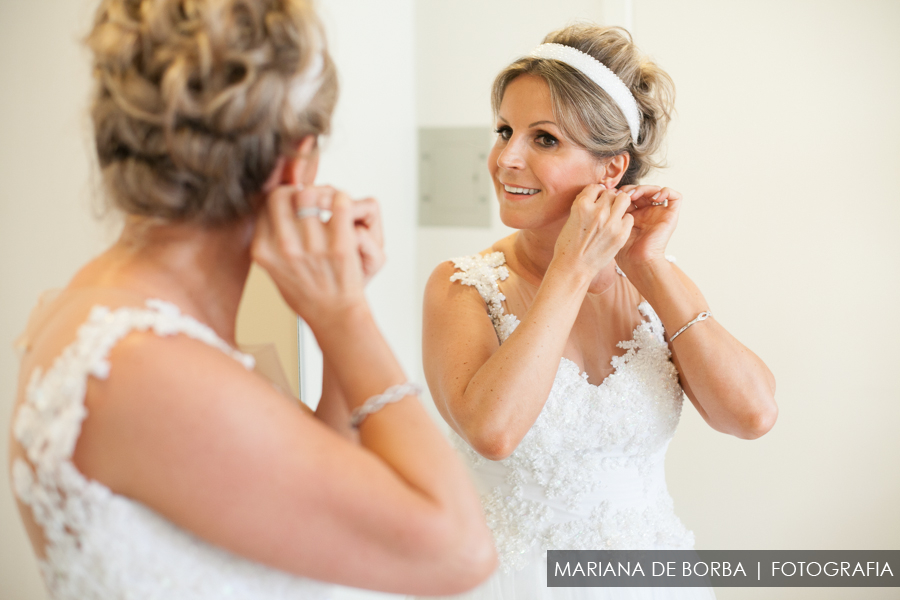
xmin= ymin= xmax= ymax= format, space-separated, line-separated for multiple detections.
xmin=529 ymin=42 xmax=641 ymax=143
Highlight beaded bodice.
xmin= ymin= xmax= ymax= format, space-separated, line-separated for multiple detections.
xmin=11 ymin=299 xmax=331 ymax=599
xmin=449 ymin=253 xmax=694 ymax=572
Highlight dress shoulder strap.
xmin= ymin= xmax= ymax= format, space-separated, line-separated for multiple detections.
xmin=13 ymin=299 xmax=254 ymax=475
xmin=449 ymin=252 xmax=520 ymax=343
xmin=11 ymin=299 xmax=255 ymax=584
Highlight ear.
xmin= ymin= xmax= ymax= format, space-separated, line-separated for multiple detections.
xmin=599 ymin=153 xmax=630 ymax=189
xmin=285 ymin=134 xmax=320 ymax=187
xmin=261 ymin=134 xmax=320 ymax=193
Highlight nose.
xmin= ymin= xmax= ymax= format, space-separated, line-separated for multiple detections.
xmin=496 ymin=137 xmax=526 ymax=171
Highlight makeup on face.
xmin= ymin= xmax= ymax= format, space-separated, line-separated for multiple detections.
xmin=488 ymin=76 xmax=606 ymax=229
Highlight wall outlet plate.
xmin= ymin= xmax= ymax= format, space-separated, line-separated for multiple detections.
xmin=418 ymin=127 xmax=493 ymax=228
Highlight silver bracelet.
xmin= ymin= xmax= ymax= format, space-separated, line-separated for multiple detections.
xmin=350 ymin=382 xmax=422 ymax=428
xmin=668 ymin=310 xmax=713 ymax=343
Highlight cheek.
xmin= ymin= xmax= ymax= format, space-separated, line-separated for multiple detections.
xmin=543 ymin=162 xmax=598 ymax=197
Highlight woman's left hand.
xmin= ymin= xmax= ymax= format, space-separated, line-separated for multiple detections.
xmin=615 ymin=185 xmax=682 ymax=274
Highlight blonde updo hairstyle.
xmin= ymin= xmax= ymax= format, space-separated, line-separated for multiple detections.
xmin=492 ymin=24 xmax=674 ymax=186
xmin=88 ymin=0 xmax=337 ymax=225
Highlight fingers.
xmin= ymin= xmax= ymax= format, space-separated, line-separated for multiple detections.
xmin=347 ymin=197 xmax=386 ymax=285
xmin=620 ymin=212 xmax=635 ymax=241
xmin=261 ymin=185 xmax=306 ymax=261
xmin=652 ymin=187 xmax=682 ymax=209
xmin=577 ymin=184 xmax=621 ymax=221
xmin=326 ymin=190 xmax=355 ymax=254
xmin=573 ymin=183 xmax=607 ymax=211
xmin=624 ymin=185 xmax=682 ymax=210
xmin=622 ymin=184 xmax=656 ymax=202
xmin=570 ymin=184 xmax=634 ymax=230
xmin=610 ymin=188 xmax=634 ymax=220
xmin=355 ymin=226 xmax=387 ymax=280
xmin=293 ymin=186 xmax=332 ymax=251
xmin=351 ymin=197 xmax=384 ymax=248
xmin=255 ymin=184 xmax=365 ymax=269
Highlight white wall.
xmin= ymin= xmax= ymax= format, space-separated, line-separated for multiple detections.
xmin=316 ymin=0 xmax=418 ymax=379
xmin=414 ymin=2 xmax=900 ymax=600
xmin=632 ymin=1 xmax=900 ymax=598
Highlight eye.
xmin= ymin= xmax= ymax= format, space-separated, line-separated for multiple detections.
xmin=494 ymin=125 xmax=512 ymax=141
xmin=535 ymin=132 xmax=558 ymax=148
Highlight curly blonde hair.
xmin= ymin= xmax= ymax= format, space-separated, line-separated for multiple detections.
xmin=491 ymin=24 xmax=675 ymax=186
xmin=87 ymin=0 xmax=337 ymax=224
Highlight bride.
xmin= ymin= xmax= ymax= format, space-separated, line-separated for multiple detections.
xmin=422 ymin=24 xmax=777 ymax=598
xmin=8 ymin=0 xmax=496 ymax=597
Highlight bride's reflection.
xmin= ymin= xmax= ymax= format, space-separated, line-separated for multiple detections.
xmin=418 ymin=23 xmax=775 ymax=599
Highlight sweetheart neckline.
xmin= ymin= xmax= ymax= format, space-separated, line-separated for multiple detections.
xmin=506 ymin=300 xmax=661 ymax=392
xmin=558 ymin=356 xmax=621 ymax=390
xmin=450 ymin=253 xmax=668 ymax=393
xmin=553 ymin=315 xmax=650 ymax=392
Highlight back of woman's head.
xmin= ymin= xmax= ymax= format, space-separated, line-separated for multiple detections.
xmin=491 ymin=24 xmax=674 ymax=186
xmin=88 ymin=0 xmax=337 ymax=225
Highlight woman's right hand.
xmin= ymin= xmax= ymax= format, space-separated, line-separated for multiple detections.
xmin=552 ymin=184 xmax=635 ymax=278
xmin=251 ymin=184 xmax=368 ymax=332
xmin=350 ymin=196 xmax=386 ymax=285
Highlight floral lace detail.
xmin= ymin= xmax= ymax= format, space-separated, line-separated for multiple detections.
xmin=450 ymin=253 xmax=520 ymax=343
xmin=12 ymin=300 xmax=332 ymax=599
xmin=449 ymin=254 xmax=692 ymax=572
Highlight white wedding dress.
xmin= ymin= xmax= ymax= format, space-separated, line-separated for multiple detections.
xmin=429 ymin=252 xmax=715 ymax=600
xmin=11 ymin=298 xmax=333 ymax=599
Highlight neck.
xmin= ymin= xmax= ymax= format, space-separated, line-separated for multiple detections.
xmin=93 ymin=216 xmax=256 ymax=344
xmin=513 ymin=227 xmax=558 ymax=283
xmin=512 ymin=224 xmax=619 ymax=295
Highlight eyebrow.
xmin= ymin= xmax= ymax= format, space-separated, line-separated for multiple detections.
xmin=496 ymin=116 xmax=559 ymax=129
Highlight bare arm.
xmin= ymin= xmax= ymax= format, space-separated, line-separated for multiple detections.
xmin=424 ymin=260 xmax=590 ymax=460
xmin=618 ymin=185 xmax=777 ymax=439
xmin=313 ymin=356 xmax=359 ymax=442
xmin=77 ymin=329 xmax=492 ymax=594
xmin=314 ymin=195 xmax=384 ymax=441
xmin=75 ymin=185 xmax=495 ymax=595
xmin=627 ymin=259 xmax=777 ymax=438
xmin=424 ymin=186 xmax=634 ymax=460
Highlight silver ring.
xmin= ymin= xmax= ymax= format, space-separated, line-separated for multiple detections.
xmin=651 ymin=200 xmax=668 ymax=207
xmin=295 ymin=207 xmax=333 ymax=222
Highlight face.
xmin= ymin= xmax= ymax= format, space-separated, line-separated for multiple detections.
xmin=489 ymin=75 xmax=606 ymax=231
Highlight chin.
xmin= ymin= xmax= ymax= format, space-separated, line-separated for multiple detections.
xmin=498 ymin=202 xmax=567 ymax=233
xmin=497 ymin=204 xmax=532 ymax=231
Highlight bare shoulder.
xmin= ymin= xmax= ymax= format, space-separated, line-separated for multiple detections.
xmin=76 ymin=328 xmax=310 ymax=494
xmin=73 ymin=327 xmax=358 ymax=574
xmin=423 ymin=243 xmax=507 ymax=315
xmin=423 ymin=253 xmax=502 ymax=421
xmin=425 ymin=259 xmax=482 ymax=312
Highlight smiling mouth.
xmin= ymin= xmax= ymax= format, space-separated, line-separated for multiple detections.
xmin=503 ymin=184 xmax=540 ymax=196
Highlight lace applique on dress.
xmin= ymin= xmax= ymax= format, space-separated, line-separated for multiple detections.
xmin=449 ymin=253 xmax=693 ymax=572
xmin=451 ymin=252 xmax=520 ymax=343
xmin=12 ymin=299 xmax=332 ymax=599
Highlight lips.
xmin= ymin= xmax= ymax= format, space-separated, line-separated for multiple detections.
xmin=502 ymin=184 xmax=540 ymax=196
